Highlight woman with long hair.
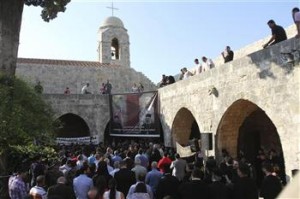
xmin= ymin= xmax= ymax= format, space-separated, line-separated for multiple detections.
xmin=103 ymin=178 xmax=125 ymax=199
xmin=88 ymin=175 xmax=107 ymax=199
xmin=93 ymin=160 xmax=113 ymax=189
xmin=127 ymin=182 xmax=150 ymax=199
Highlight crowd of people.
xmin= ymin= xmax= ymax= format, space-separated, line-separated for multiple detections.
xmin=158 ymin=45 xmax=234 ymax=87
xmin=7 ymin=139 xmax=291 ymax=199
xmin=159 ymin=7 xmax=300 ymax=86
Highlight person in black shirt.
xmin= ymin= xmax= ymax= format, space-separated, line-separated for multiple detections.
xmin=263 ymin=20 xmax=287 ymax=48
xmin=233 ymin=163 xmax=258 ymax=199
xmin=260 ymin=162 xmax=282 ymax=199
xmin=221 ymin=46 xmax=234 ymax=63
xmin=179 ymin=168 xmax=210 ymax=199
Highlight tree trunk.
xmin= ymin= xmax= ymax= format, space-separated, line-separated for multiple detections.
xmin=0 ymin=0 xmax=24 ymax=76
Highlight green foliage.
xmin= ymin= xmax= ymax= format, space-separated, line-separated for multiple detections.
xmin=41 ymin=0 xmax=71 ymax=22
xmin=0 ymin=74 xmax=57 ymax=153
xmin=24 ymin=0 xmax=71 ymax=22
xmin=8 ymin=144 xmax=59 ymax=171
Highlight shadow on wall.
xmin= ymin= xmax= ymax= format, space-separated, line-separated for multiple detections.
xmin=159 ymin=113 xmax=172 ymax=146
xmin=247 ymin=38 xmax=300 ymax=79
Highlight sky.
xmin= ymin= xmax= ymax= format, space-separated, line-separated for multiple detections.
xmin=18 ymin=0 xmax=300 ymax=83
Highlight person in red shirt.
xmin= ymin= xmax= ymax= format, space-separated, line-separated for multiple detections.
xmin=157 ymin=152 xmax=172 ymax=173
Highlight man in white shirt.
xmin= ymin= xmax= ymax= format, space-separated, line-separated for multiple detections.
xmin=170 ymin=153 xmax=189 ymax=182
xmin=182 ymin=67 xmax=193 ymax=79
xmin=81 ymin=83 xmax=91 ymax=94
xmin=29 ymin=175 xmax=47 ymax=199
xmin=193 ymin=58 xmax=202 ymax=75
xmin=202 ymin=56 xmax=215 ymax=72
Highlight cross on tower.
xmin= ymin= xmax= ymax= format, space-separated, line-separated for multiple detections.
xmin=107 ymin=2 xmax=119 ymax=16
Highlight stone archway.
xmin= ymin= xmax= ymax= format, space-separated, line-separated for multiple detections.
xmin=216 ymin=99 xmax=285 ymax=174
xmin=171 ymin=107 xmax=200 ymax=145
xmin=56 ymin=113 xmax=90 ymax=138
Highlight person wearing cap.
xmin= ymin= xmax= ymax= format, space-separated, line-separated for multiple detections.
xmin=263 ymin=20 xmax=287 ymax=48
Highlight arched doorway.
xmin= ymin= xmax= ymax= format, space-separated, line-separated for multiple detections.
xmin=171 ymin=107 xmax=200 ymax=146
xmin=216 ymin=99 xmax=285 ymax=183
xmin=56 ymin=113 xmax=90 ymax=137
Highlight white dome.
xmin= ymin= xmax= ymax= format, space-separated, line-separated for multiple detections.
xmin=102 ymin=16 xmax=124 ymax=28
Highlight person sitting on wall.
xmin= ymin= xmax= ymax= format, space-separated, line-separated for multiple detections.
xmin=81 ymin=83 xmax=91 ymax=94
xmin=138 ymin=83 xmax=144 ymax=93
xmin=64 ymin=87 xmax=71 ymax=94
xmin=100 ymin=83 xmax=106 ymax=94
xmin=166 ymin=75 xmax=175 ymax=85
xmin=159 ymin=74 xmax=167 ymax=87
xmin=105 ymin=80 xmax=112 ymax=94
xmin=34 ymin=81 xmax=43 ymax=94
xmin=292 ymin=7 xmax=300 ymax=38
xmin=262 ymin=20 xmax=287 ymax=48
xmin=221 ymin=46 xmax=234 ymax=63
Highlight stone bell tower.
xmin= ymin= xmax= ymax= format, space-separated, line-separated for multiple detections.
xmin=97 ymin=16 xmax=130 ymax=67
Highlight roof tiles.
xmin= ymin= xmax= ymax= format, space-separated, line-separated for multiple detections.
xmin=17 ymin=58 xmax=120 ymax=68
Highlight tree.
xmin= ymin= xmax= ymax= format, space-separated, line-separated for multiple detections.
xmin=0 ymin=0 xmax=71 ymax=76
xmin=0 ymin=75 xmax=58 ymax=198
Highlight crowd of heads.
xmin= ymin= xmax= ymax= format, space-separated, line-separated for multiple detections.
xmin=7 ymin=138 xmax=294 ymax=199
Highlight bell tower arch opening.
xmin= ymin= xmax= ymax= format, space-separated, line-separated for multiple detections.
xmin=171 ymin=107 xmax=200 ymax=146
xmin=216 ymin=99 xmax=285 ymax=184
xmin=56 ymin=113 xmax=90 ymax=138
xmin=111 ymin=38 xmax=119 ymax=60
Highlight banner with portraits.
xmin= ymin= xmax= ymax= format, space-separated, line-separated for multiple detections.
xmin=110 ymin=91 xmax=160 ymax=137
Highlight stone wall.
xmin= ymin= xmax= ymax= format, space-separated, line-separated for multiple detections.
xmin=159 ymin=37 xmax=300 ymax=176
xmin=16 ymin=62 xmax=156 ymax=94
xmin=43 ymin=94 xmax=110 ymax=139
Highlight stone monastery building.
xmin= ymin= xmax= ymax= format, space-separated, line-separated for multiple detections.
xmin=17 ymin=16 xmax=156 ymax=94
xmin=16 ymin=16 xmax=300 ymax=178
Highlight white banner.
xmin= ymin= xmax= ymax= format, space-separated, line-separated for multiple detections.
xmin=56 ymin=136 xmax=99 ymax=145
xmin=176 ymin=142 xmax=195 ymax=158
